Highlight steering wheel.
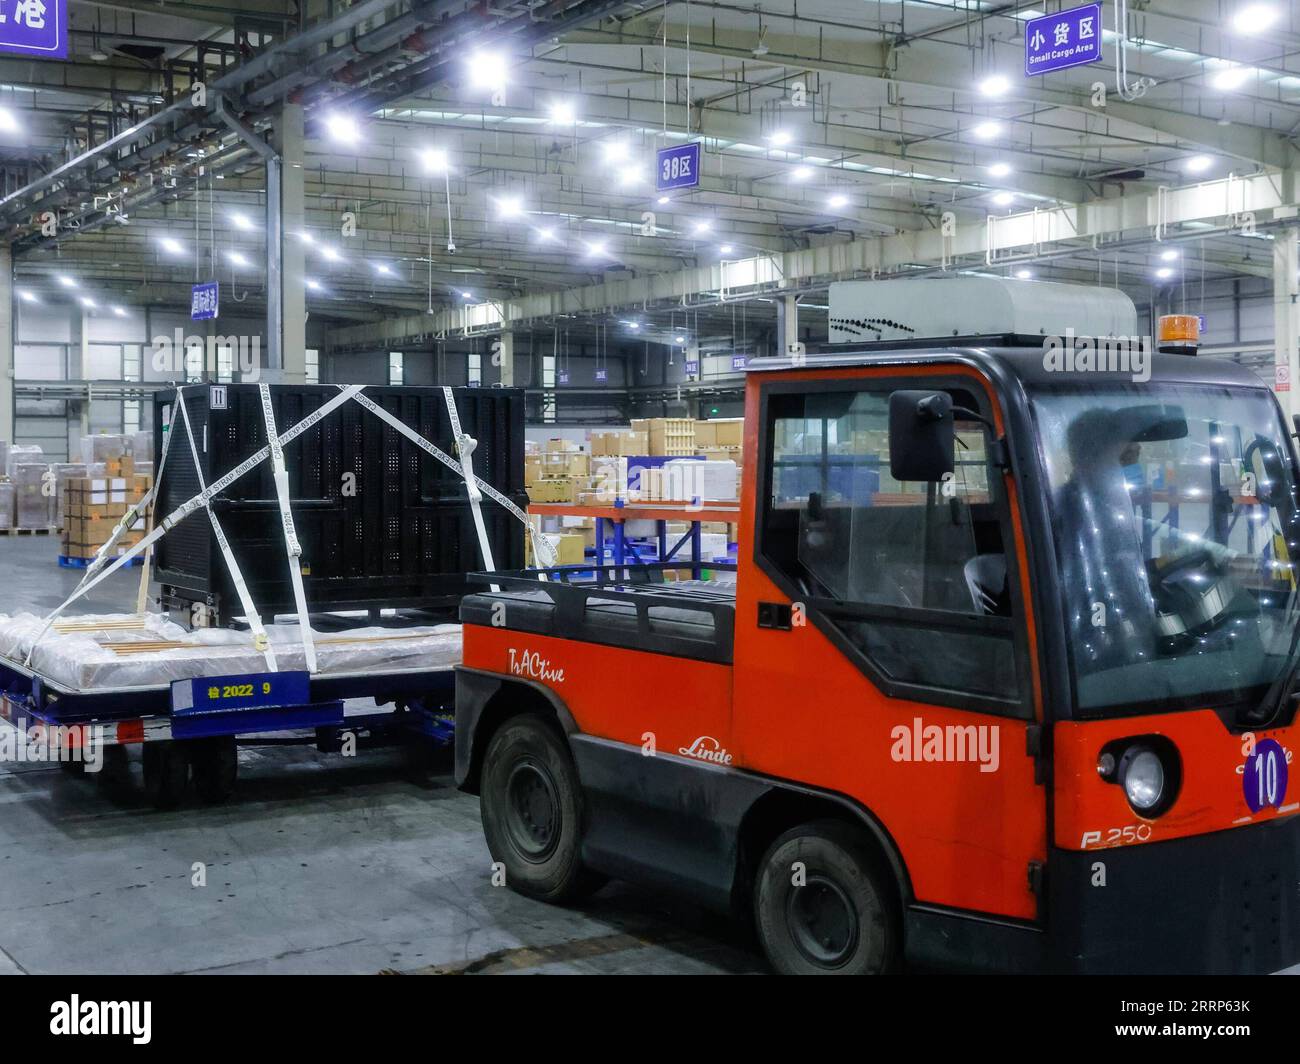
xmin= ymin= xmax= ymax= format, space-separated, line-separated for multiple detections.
xmin=1146 ymin=546 xmax=1236 ymax=642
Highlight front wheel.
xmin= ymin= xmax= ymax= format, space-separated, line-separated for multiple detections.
xmin=754 ymin=819 xmax=899 ymax=975
xmin=479 ymin=714 xmax=601 ymax=903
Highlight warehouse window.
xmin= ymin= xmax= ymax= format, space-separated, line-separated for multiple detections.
xmin=468 ymin=352 xmax=482 ymax=387
xmin=388 ymin=351 xmax=404 ymax=385
xmin=757 ymin=379 xmax=1027 ymax=715
xmin=304 ymin=348 xmax=319 ymax=384
xmin=216 ymin=344 xmax=234 ymax=383
xmin=123 ymin=400 xmax=140 ymax=434
xmin=542 ymin=352 xmax=556 ymax=424
xmin=183 ymin=341 xmax=204 ymax=382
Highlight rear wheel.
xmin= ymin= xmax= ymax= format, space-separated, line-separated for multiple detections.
xmin=479 ymin=714 xmax=601 ymax=902
xmin=143 ymin=741 xmax=189 ymax=810
xmin=191 ymin=737 xmax=238 ymax=803
xmin=754 ymin=819 xmax=899 ymax=975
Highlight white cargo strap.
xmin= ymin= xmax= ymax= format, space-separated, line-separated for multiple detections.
xmin=25 ymin=386 xmax=367 ymax=662
xmin=441 ymin=387 xmax=499 ymax=592
xmin=344 ymin=387 xmax=557 ymax=571
xmin=258 ymin=383 xmax=317 ymax=674
xmin=175 ymin=388 xmax=278 ymax=671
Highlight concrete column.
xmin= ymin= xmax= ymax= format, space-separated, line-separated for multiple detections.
xmin=497 ymin=330 xmax=515 ymax=387
xmin=779 ymin=293 xmax=799 ymax=356
xmin=273 ymin=103 xmax=306 ymax=383
xmin=1273 ymin=226 xmax=1300 ymax=417
xmin=0 ymin=245 xmax=11 ymax=443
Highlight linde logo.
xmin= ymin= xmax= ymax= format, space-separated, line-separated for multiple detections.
xmin=678 ymin=735 xmax=733 ymax=764
xmin=50 ymin=996 xmax=151 ymax=1044
xmin=890 ymin=717 xmax=1000 ymax=773
xmin=507 ymin=647 xmax=565 ymax=684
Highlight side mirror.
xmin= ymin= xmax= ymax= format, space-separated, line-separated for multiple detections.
xmin=889 ymin=390 xmax=955 ymax=483
xmin=1292 ymin=414 xmax=1300 ymax=440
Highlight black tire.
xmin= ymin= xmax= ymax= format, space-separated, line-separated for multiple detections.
xmin=142 ymin=742 xmax=189 ymax=810
xmin=479 ymin=714 xmax=600 ymax=903
xmin=753 ymin=819 xmax=899 ymax=975
xmin=191 ymin=737 xmax=238 ymax=803
xmin=94 ymin=745 xmax=131 ymax=792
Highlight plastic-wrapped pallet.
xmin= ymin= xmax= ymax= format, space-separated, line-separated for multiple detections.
xmin=0 ymin=442 xmax=8 ymax=477
xmin=663 ymin=458 xmax=739 ymax=502
xmin=130 ymin=431 xmax=153 ymax=462
xmin=0 ymin=482 xmax=13 ymax=530
xmin=13 ymin=463 xmax=50 ymax=529
xmin=79 ymin=433 xmax=128 ymax=465
xmin=49 ymin=463 xmax=87 ymax=528
xmin=5 ymin=445 xmax=41 ymax=478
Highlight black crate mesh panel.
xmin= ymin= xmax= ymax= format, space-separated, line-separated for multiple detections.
xmin=151 ymin=384 xmax=526 ymax=617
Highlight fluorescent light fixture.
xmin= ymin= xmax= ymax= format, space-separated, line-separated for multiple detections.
xmin=987 ymin=161 xmax=1013 ymax=177
xmin=692 ymin=220 xmax=711 ymax=234
xmin=1232 ymin=4 xmax=1279 ymax=34
xmin=792 ymin=165 xmax=813 ymax=181
xmin=80 ymin=296 xmax=96 ymax=308
xmin=602 ymin=140 xmax=630 ymax=164
xmin=1015 ymin=269 xmax=1033 ymax=279
xmin=992 ymin=191 xmax=1015 ymax=206
xmin=460 ymin=291 xmax=473 ymax=299
xmin=628 ymin=322 xmax=640 ymax=330
xmin=828 ymin=193 xmax=849 ymax=209
xmin=618 ymin=167 xmax=641 ymax=187
xmin=1156 ymin=267 xmax=1174 ymax=279
xmin=420 ymin=147 xmax=449 ymax=174
xmin=1211 ymin=65 xmax=1251 ymax=90
xmin=325 ymin=113 xmax=360 ymax=145
xmin=17 ymin=290 xmax=36 ymax=303
xmin=495 ymin=195 xmax=523 ymax=219
xmin=320 ymin=246 xmax=342 ymax=262
xmin=1160 ymin=248 xmax=1179 ymax=261
xmin=972 ymin=120 xmax=1002 ymax=139
xmin=297 ymin=231 xmax=315 ymax=244
xmin=549 ymin=101 xmax=576 ymax=125
xmin=674 ymin=335 xmax=685 ymax=344
xmin=537 ymin=227 xmax=556 ymax=241
xmin=585 ymin=240 xmax=609 ymax=257
xmin=230 ymin=212 xmax=254 ymax=231
xmin=979 ymin=74 xmax=1011 ymax=97
xmin=56 ymin=274 xmax=76 ymax=288
xmin=656 ymin=195 xmax=670 ymax=205
xmin=720 ymin=244 xmax=734 ymax=254
xmin=112 ymin=306 xmax=127 ymax=317
xmin=1185 ymin=154 xmax=1214 ymax=173
xmin=374 ymin=262 xmax=393 ymax=275
xmin=469 ymin=51 xmax=509 ymax=92
xmin=226 ymin=250 xmax=249 ymax=267
xmin=159 ymin=237 xmax=184 ymax=256
xmin=305 ymin=278 xmax=322 ymax=291
xmin=0 ymin=107 xmax=19 ymax=134
xmin=768 ymin=130 xmax=792 ymax=147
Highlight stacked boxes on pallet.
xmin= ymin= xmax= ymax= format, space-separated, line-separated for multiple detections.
xmin=61 ymin=472 xmax=151 ymax=560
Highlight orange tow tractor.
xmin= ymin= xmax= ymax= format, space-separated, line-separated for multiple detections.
xmin=455 ymin=278 xmax=1300 ymax=973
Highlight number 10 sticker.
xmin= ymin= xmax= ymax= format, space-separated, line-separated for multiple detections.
xmin=1243 ymin=738 xmax=1289 ymax=813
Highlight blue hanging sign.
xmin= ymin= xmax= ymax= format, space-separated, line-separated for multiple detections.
xmin=0 ymin=0 xmax=67 ymax=60
xmin=656 ymin=142 xmax=701 ymax=192
xmin=190 ymin=281 xmax=219 ymax=321
xmin=1024 ymin=3 xmax=1101 ymax=76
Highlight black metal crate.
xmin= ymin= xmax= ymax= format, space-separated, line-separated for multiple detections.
xmin=152 ymin=383 xmax=527 ymax=623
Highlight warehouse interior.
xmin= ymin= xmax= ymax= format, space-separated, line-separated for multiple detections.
xmin=1 ymin=0 xmax=1300 ymax=980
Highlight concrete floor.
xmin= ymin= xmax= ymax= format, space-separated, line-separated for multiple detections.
xmin=0 ymin=535 xmax=760 ymax=975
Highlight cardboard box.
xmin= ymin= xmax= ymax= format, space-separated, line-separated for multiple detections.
xmin=711 ymin=418 xmax=744 ymax=448
xmin=527 ymin=478 xmax=580 ymax=504
xmin=545 ymin=437 xmax=580 ymax=454
xmin=543 ymin=452 xmax=589 ymax=478
xmin=527 ymin=531 xmax=586 ymax=566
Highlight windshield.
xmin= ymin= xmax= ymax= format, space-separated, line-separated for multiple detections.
xmin=1031 ymin=382 xmax=1300 ymax=717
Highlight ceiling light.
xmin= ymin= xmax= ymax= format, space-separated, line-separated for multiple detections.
xmin=720 ymin=244 xmax=734 ymax=254
xmin=1015 ymin=269 xmax=1033 ymax=279
xmin=0 ymin=107 xmax=19 ymax=134
xmin=628 ymin=322 xmax=640 ymax=330
xmin=618 ymin=167 xmax=642 ymax=187
xmin=79 ymin=296 xmax=96 ymax=308
xmin=460 ymin=291 xmax=473 ymax=299
xmin=692 ymin=220 xmax=711 ymax=234
xmin=226 ymin=250 xmax=249 ymax=267
xmin=656 ymin=195 xmax=670 ymax=205
xmin=1160 ymin=249 xmax=1179 ymax=261
xmin=987 ymin=161 xmax=1012 ymax=177
xmin=979 ymin=74 xmax=1011 ymax=97
xmin=468 ymin=51 xmax=509 ymax=92
xmin=1232 ymin=4 xmax=1279 ymax=34
xmin=537 ymin=227 xmax=556 ymax=241
xmin=17 ymin=290 xmax=36 ymax=303
xmin=828 ymin=194 xmax=849 ymax=209
xmin=1185 ymin=154 xmax=1214 ymax=174
xmin=297 ymin=231 xmax=315 ymax=244
xmin=792 ymin=165 xmax=813 ymax=181
xmin=674 ymin=335 xmax=686 ymax=344
xmin=972 ymin=120 xmax=1002 ymax=139
xmin=158 ymin=237 xmax=184 ymax=256
xmin=325 ymin=113 xmax=360 ymax=145
xmin=320 ymin=246 xmax=341 ymax=262
xmin=585 ymin=240 xmax=609 ymax=257
xmin=230 ymin=212 xmax=254 ymax=231
xmin=768 ymin=130 xmax=792 ymax=147
xmin=1211 ymin=65 xmax=1251 ymax=90
xmin=56 ymin=274 xmax=76 ymax=288
xmin=419 ymin=147 xmax=449 ymax=174
xmin=549 ymin=101 xmax=576 ymax=125
xmin=602 ymin=140 xmax=630 ymax=164
xmin=374 ymin=262 xmax=393 ymax=275
xmin=112 ymin=306 xmax=127 ymax=317
xmin=495 ymin=195 xmax=523 ymax=219
xmin=992 ymin=191 xmax=1015 ymax=206
xmin=305 ymin=278 xmax=322 ymax=291
xmin=1156 ymin=267 xmax=1174 ymax=279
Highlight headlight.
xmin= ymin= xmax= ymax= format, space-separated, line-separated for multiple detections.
xmin=1120 ymin=748 xmax=1165 ymax=812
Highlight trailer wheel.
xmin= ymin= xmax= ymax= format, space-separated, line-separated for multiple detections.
xmin=753 ymin=820 xmax=899 ymax=975
xmin=143 ymin=742 xmax=189 ymax=810
xmin=191 ymin=738 xmax=238 ymax=803
xmin=479 ymin=714 xmax=600 ymax=903
xmin=94 ymin=745 xmax=131 ymax=792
